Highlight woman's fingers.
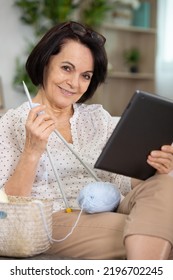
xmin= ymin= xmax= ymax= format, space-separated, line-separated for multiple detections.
xmin=26 ymin=104 xmax=56 ymax=134
xmin=147 ymin=157 xmax=171 ymax=173
xmin=27 ymin=104 xmax=46 ymax=120
xmin=24 ymin=105 xmax=56 ymax=156
xmin=147 ymin=145 xmax=173 ymax=174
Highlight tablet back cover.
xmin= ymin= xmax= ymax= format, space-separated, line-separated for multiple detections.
xmin=94 ymin=91 xmax=173 ymax=180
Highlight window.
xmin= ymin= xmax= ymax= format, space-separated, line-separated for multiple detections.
xmin=163 ymin=0 xmax=173 ymax=63
xmin=156 ymin=0 xmax=173 ymax=98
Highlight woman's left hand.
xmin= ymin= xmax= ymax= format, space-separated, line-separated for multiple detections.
xmin=147 ymin=145 xmax=173 ymax=174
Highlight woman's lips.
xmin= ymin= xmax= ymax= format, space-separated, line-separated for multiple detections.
xmin=60 ymin=87 xmax=75 ymax=96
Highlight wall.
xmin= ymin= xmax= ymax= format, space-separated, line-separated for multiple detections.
xmin=0 ymin=0 xmax=34 ymax=109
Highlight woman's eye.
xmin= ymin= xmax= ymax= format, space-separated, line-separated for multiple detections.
xmin=62 ymin=65 xmax=71 ymax=72
xmin=83 ymin=74 xmax=92 ymax=80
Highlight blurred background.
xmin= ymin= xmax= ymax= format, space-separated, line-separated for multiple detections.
xmin=0 ymin=0 xmax=172 ymax=116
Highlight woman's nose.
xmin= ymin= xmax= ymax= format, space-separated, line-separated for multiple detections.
xmin=67 ymin=74 xmax=80 ymax=88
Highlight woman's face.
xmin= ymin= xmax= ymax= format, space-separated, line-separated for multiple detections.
xmin=42 ymin=40 xmax=94 ymax=110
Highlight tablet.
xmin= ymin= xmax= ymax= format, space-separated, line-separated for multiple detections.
xmin=94 ymin=90 xmax=173 ymax=180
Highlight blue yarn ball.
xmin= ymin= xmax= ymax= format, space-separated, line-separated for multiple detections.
xmin=77 ymin=182 xmax=121 ymax=214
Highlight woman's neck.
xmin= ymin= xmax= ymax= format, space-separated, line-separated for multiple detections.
xmin=32 ymin=90 xmax=74 ymax=120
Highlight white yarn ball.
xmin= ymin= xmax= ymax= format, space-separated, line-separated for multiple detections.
xmin=78 ymin=182 xmax=121 ymax=214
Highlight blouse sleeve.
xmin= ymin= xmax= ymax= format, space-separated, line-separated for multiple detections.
xmin=0 ymin=111 xmax=22 ymax=189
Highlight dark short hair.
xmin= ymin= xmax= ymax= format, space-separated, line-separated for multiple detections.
xmin=26 ymin=21 xmax=108 ymax=103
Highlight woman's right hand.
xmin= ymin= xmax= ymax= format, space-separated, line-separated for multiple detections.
xmin=24 ymin=105 xmax=56 ymax=158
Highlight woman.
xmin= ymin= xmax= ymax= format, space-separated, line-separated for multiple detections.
xmin=1 ymin=21 xmax=173 ymax=260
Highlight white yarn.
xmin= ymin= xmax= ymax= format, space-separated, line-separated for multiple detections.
xmin=0 ymin=190 xmax=9 ymax=203
xmin=35 ymin=182 xmax=121 ymax=243
xmin=35 ymin=200 xmax=83 ymax=243
xmin=78 ymin=182 xmax=121 ymax=213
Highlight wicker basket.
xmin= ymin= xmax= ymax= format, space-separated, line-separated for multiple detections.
xmin=0 ymin=196 xmax=53 ymax=258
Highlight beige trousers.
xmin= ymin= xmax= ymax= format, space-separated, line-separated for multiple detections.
xmin=45 ymin=174 xmax=173 ymax=259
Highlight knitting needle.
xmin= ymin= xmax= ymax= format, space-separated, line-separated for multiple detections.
xmin=23 ymin=81 xmax=72 ymax=213
xmin=23 ymin=81 xmax=33 ymax=108
xmin=53 ymin=129 xmax=100 ymax=181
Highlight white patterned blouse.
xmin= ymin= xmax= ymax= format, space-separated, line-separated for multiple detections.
xmin=0 ymin=102 xmax=131 ymax=211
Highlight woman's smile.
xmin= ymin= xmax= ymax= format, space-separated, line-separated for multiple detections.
xmin=58 ymin=86 xmax=76 ymax=97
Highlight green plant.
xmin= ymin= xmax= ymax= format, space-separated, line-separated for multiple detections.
xmin=123 ymin=47 xmax=140 ymax=72
xmin=14 ymin=0 xmax=79 ymax=36
xmin=13 ymin=49 xmax=37 ymax=95
xmin=82 ymin=0 xmax=111 ymax=27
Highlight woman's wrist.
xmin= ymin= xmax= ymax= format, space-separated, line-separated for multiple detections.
xmin=4 ymin=150 xmax=41 ymax=196
xmin=21 ymin=148 xmax=42 ymax=164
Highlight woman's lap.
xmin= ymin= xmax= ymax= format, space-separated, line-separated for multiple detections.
xmin=45 ymin=210 xmax=126 ymax=259
xmin=45 ymin=174 xmax=173 ymax=259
